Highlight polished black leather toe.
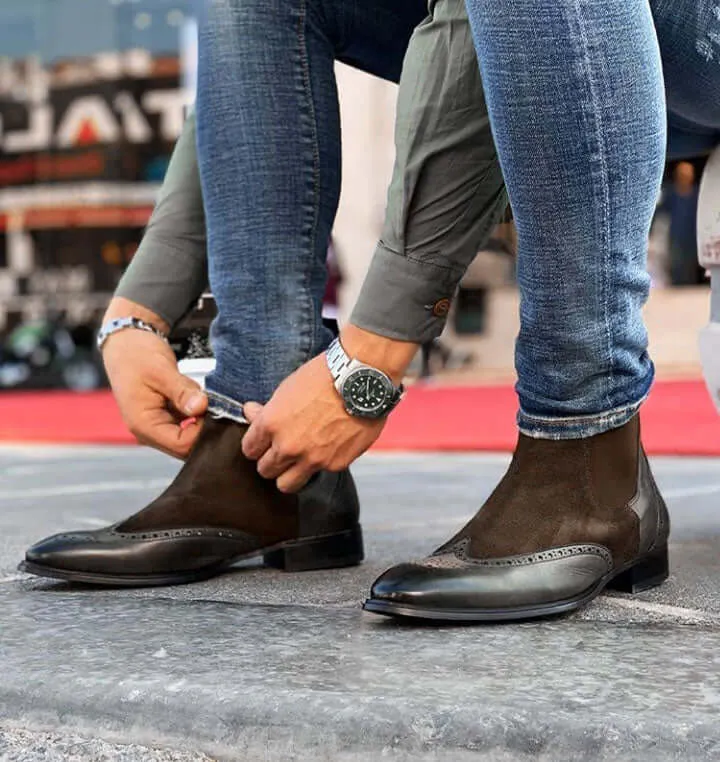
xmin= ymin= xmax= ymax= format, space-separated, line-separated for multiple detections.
xmin=366 ymin=544 xmax=616 ymax=619
xmin=21 ymin=526 xmax=266 ymax=585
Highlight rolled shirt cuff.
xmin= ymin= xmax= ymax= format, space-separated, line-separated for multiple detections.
xmin=350 ymin=243 xmax=463 ymax=344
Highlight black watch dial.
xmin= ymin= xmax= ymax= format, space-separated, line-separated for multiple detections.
xmin=341 ymin=368 xmax=396 ymax=418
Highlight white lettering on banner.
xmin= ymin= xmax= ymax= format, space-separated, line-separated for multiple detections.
xmin=114 ymin=92 xmax=153 ymax=143
xmin=3 ymin=106 xmax=53 ymax=153
xmin=0 ymin=92 xmax=188 ymax=152
xmin=142 ymin=90 xmax=189 ymax=141
xmin=55 ymin=96 xmax=121 ymax=148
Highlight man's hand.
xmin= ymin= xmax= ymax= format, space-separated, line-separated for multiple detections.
xmin=242 ymin=325 xmax=417 ymax=493
xmin=102 ymin=298 xmax=208 ymax=459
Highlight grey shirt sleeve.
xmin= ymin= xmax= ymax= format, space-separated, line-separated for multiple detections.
xmin=114 ymin=110 xmax=208 ymax=329
xmin=351 ymin=0 xmax=508 ymax=344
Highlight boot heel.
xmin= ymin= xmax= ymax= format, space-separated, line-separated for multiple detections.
xmin=607 ymin=546 xmax=669 ymax=594
xmin=264 ymin=525 xmax=364 ymax=572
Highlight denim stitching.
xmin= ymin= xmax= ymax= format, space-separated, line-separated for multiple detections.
xmin=295 ymin=0 xmax=321 ymax=367
xmin=518 ymin=391 xmax=647 ymax=426
xmin=566 ymin=0 xmax=614 ymax=411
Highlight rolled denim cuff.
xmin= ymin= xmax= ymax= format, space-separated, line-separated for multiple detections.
xmin=206 ymin=389 xmax=248 ymax=425
xmin=517 ymin=395 xmax=649 ymax=440
xmin=350 ymin=243 xmax=464 ymax=344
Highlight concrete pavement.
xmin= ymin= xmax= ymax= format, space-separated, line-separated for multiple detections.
xmin=1 ymin=445 xmax=720 ymax=760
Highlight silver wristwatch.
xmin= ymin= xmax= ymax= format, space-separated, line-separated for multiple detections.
xmin=326 ymin=337 xmax=404 ymax=419
xmin=96 ymin=317 xmax=168 ymax=351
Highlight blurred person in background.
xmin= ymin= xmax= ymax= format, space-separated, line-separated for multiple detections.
xmin=658 ymin=162 xmax=702 ymax=286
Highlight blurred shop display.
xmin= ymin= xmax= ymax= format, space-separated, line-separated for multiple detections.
xmin=0 ymin=0 xmax=196 ymax=389
xmin=174 ymin=293 xmax=215 ymax=390
xmin=455 ymin=233 xmax=515 ymax=336
xmin=171 ymin=293 xmax=216 ymax=361
xmin=0 ymin=312 xmax=104 ymax=390
xmin=415 ymin=225 xmax=517 ymax=380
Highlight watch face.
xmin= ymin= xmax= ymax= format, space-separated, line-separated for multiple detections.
xmin=341 ymin=368 xmax=395 ymax=418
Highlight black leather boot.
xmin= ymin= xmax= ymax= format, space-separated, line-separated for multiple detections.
xmin=20 ymin=417 xmax=363 ymax=586
xmin=364 ymin=415 xmax=669 ymax=621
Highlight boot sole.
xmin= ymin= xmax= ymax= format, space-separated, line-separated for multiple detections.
xmin=19 ymin=525 xmax=364 ymax=588
xmin=363 ymin=546 xmax=669 ymax=622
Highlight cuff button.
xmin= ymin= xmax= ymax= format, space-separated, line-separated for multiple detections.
xmin=426 ymin=298 xmax=451 ymax=318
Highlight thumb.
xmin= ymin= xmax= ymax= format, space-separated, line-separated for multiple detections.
xmin=159 ymin=369 xmax=208 ymax=416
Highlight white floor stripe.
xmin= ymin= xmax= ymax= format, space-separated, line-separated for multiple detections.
xmin=68 ymin=516 xmax=113 ymax=527
xmin=0 ymin=574 xmax=27 ymax=584
xmin=368 ymin=517 xmax=469 ymax=531
xmin=606 ymin=596 xmax=717 ymax=622
xmin=663 ymin=484 xmax=720 ymax=499
xmin=0 ymin=479 xmax=168 ymax=500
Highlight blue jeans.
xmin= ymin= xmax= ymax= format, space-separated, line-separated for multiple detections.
xmin=463 ymin=0 xmax=666 ymax=438
xmin=462 ymin=0 xmax=720 ymax=438
xmin=195 ymin=0 xmax=426 ymax=420
xmin=656 ymin=0 xmax=720 ymax=160
xmin=199 ymin=0 xmax=720 ymax=437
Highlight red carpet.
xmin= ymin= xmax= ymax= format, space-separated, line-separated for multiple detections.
xmin=1 ymin=380 xmax=718 ymax=455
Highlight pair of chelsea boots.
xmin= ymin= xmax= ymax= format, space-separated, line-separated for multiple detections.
xmin=21 ymin=414 xmax=669 ymax=621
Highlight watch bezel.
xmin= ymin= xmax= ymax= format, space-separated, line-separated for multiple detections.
xmin=340 ymin=366 xmax=397 ymax=419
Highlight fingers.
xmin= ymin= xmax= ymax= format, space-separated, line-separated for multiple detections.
xmin=130 ymin=408 xmax=204 ymax=460
xmin=242 ymin=404 xmax=273 ymax=460
xmin=157 ymin=422 xmax=203 ymax=460
xmin=256 ymin=447 xmax=295 ymax=480
xmin=275 ymin=463 xmax=315 ymax=494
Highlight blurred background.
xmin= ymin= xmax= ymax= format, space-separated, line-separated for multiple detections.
xmin=0 ymin=0 xmax=710 ymax=393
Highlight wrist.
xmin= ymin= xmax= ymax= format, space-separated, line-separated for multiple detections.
xmin=340 ymin=324 xmax=417 ymax=385
xmin=103 ymin=297 xmax=171 ymax=336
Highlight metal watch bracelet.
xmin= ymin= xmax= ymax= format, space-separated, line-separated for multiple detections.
xmin=96 ymin=317 xmax=168 ymax=351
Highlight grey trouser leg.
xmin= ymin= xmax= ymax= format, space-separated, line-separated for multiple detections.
xmin=351 ymin=0 xmax=508 ymax=343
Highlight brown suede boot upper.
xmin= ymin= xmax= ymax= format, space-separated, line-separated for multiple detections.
xmin=438 ymin=416 xmax=644 ymax=564
xmin=117 ymin=417 xmax=300 ymax=544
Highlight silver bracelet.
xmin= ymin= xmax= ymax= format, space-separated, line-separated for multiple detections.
xmin=96 ymin=317 xmax=168 ymax=351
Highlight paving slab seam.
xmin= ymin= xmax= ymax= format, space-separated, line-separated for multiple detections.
xmin=0 ymin=480 xmax=170 ymax=501
xmin=15 ymin=589 xmax=365 ymax=613
xmin=12 ymin=584 xmax=720 ymax=628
